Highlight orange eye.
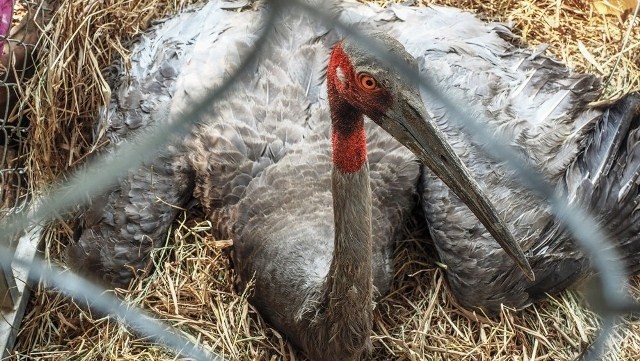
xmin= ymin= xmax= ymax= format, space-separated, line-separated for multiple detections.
xmin=357 ymin=73 xmax=379 ymax=91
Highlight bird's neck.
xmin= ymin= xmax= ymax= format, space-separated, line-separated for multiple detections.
xmin=330 ymin=97 xmax=368 ymax=174
xmin=320 ymin=102 xmax=374 ymax=357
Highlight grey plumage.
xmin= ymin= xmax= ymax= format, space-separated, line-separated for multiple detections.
xmin=66 ymin=0 xmax=640 ymax=359
xmin=378 ymin=5 xmax=640 ymax=312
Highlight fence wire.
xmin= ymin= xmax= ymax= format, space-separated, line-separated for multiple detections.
xmin=1 ymin=0 xmax=639 ymax=359
xmin=0 ymin=0 xmax=35 ymax=221
xmin=0 ymin=0 xmax=44 ymax=311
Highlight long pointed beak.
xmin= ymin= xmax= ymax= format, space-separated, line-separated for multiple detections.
xmin=373 ymin=100 xmax=535 ymax=281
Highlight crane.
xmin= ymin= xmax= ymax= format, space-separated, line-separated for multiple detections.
xmin=66 ymin=1 xmax=640 ymax=359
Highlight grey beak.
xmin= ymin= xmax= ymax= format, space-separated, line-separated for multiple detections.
xmin=373 ymin=99 xmax=535 ymax=281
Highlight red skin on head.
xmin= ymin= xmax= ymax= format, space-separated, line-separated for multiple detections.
xmin=327 ymin=42 xmax=369 ymax=174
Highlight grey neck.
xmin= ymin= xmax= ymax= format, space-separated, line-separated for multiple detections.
xmin=315 ymin=164 xmax=374 ymax=359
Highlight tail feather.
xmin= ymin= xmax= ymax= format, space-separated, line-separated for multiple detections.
xmin=565 ymin=92 xmax=640 ymax=274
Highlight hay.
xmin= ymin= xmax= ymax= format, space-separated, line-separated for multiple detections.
xmin=428 ymin=0 xmax=640 ymax=98
xmin=8 ymin=0 xmax=640 ymax=360
xmin=25 ymin=0 xmax=202 ymax=186
xmin=13 ymin=215 xmax=640 ymax=360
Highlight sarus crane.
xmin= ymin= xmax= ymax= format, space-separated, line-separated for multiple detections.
xmin=66 ymin=0 xmax=640 ymax=360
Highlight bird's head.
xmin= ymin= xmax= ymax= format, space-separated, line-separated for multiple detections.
xmin=327 ymin=33 xmax=422 ymax=128
xmin=327 ymin=33 xmax=535 ymax=281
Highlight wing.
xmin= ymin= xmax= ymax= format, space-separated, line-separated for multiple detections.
xmin=67 ymin=2 xmax=248 ymax=287
xmin=344 ymin=4 xmax=609 ymax=312
xmin=565 ymin=93 xmax=640 ymax=273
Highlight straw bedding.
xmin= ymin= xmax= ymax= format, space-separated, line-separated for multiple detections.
xmin=7 ymin=0 xmax=640 ymax=359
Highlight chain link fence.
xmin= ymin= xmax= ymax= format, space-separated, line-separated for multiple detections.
xmin=1 ymin=0 xmax=639 ymax=360
xmin=0 ymin=0 xmax=46 ymax=311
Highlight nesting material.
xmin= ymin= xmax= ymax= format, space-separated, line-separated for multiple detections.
xmin=9 ymin=0 xmax=640 ymax=360
xmin=426 ymin=0 xmax=640 ymax=98
xmin=25 ymin=0 xmax=200 ymax=185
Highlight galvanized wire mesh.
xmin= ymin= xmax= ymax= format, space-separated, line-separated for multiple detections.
xmin=0 ymin=0 xmax=43 ymax=311
xmin=0 ymin=0 xmax=46 ymax=217
xmin=1 ymin=0 xmax=639 ymax=360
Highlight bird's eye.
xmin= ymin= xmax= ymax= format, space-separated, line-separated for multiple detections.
xmin=357 ymin=72 xmax=379 ymax=92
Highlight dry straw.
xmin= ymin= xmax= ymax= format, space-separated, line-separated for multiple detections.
xmin=7 ymin=0 xmax=640 ymax=360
